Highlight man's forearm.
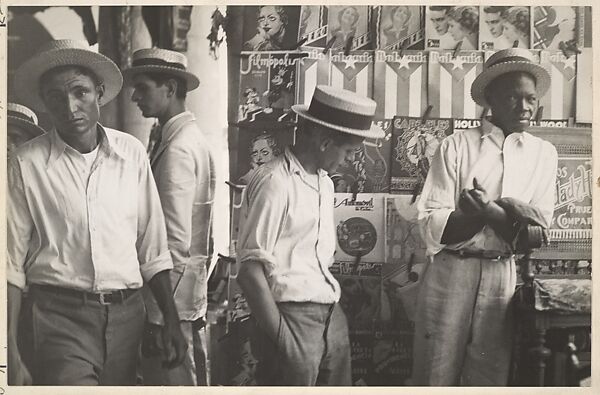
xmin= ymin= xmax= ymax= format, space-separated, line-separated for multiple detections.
xmin=481 ymin=201 xmax=516 ymax=243
xmin=147 ymin=270 xmax=180 ymax=323
xmin=441 ymin=210 xmax=485 ymax=244
xmin=237 ymin=260 xmax=281 ymax=341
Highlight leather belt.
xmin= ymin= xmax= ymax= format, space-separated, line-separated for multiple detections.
xmin=443 ymin=249 xmax=513 ymax=260
xmin=31 ymin=284 xmax=139 ymax=305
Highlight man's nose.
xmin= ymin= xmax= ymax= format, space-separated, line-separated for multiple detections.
xmin=131 ymin=89 xmax=139 ymax=102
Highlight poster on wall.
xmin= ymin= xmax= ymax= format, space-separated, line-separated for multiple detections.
xmin=235 ymin=127 xmax=295 ymax=185
xmin=327 ymin=5 xmax=372 ymax=50
xmin=331 ymin=131 xmax=392 ymax=194
xmin=538 ymin=50 xmax=576 ymax=121
xmin=576 ymin=6 xmax=592 ymax=48
xmin=237 ymin=52 xmax=300 ymax=126
xmin=335 ymin=272 xmax=382 ymax=332
xmin=479 ymin=6 xmax=531 ymax=50
xmin=333 ymin=193 xmax=385 ymax=263
xmin=373 ymin=50 xmax=428 ymax=119
xmin=428 ymin=50 xmax=484 ymax=119
xmin=390 ymin=116 xmax=453 ymax=195
xmin=576 ymin=48 xmax=592 ymax=123
xmin=329 ymin=50 xmax=374 ymax=98
xmin=295 ymin=48 xmax=330 ymax=105
xmin=297 ymin=5 xmax=328 ymax=47
xmin=425 ymin=6 xmax=458 ymax=50
xmin=532 ymin=6 xmax=578 ymax=50
xmin=241 ymin=6 xmax=301 ymax=51
xmin=373 ymin=5 xmax=424 ymax=50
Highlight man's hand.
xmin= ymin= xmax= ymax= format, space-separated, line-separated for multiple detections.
xmin=141 ymin=322 xmax=163 ymax=357
xmin=160 ymin=318 xmax=187 ymax=369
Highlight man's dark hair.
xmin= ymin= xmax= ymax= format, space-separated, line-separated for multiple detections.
xmin=143 ymin=72 xmax=188 ymax=99
xmin=39 ymin=65 xmax=103 ymax=98
xmin=428 ymin=6 xmax=452 ymax=13
xmin=483 ymin=6 xmax=507 ymax=15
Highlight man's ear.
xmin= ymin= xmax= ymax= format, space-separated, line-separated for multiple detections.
xmin=166 ymin=79 xmax=178 ymax=97
xmin=319 ymin=134 xmax=334 ymax=152
xmin=96 ymin=83 xmax=105 ymax=102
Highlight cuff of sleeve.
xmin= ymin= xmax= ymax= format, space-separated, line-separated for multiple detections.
xmin=421 ymin=209 xmax=453 ymax=256
xmin=238 ymin=249 xmax=277 ymax=275
xmin=7 ymin=268 xmax=26 ymax=290
xmin=140 ymin=251 xmax=174 ymax=283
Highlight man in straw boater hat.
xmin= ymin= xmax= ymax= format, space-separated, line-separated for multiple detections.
xmin=7 ymin=103 xmax=46 ymax=156
xmin=236 ymin=85 xmax=384 ymax=385
xmin=413 ymin=48 xmax=558 ymax=385
xmin=123 ymin=48 xmax=215 ymax=386
xmin=7 ymin=39 xmax=186 ymax=385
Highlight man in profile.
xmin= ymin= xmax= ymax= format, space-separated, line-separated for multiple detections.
xmin=483 ymin=6 xmax=510 ymax=49
xmin=428 ymin=6 xmax=457 ymax=49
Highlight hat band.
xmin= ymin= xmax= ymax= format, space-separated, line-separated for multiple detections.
xmin=132 ymin=58 xmax=186 ymax=70
xmin=308 ymin=100 xmax=372 ymax=131
xmin=488 ymin=55 xmax=534 ymax=68
xmin=8 ymin=110 xmax=35 ymax=123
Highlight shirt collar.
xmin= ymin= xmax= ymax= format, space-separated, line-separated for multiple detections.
xmin=480 ymin=118 xmax=529 ymax=148
xmin=284 ymin=147 xmax=328 ymax=179
xmin=161 ymin=111 xmax=194 ymax=143
xmin=47 ymin=124 xmax=127 ymax=168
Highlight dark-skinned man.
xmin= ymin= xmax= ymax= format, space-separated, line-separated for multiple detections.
xmin=413 ymin=48 xmax=557 ymax=386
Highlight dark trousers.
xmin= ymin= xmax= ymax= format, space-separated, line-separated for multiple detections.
xmin=250 ymin=302 xmax=352 ymax=386
xmin=29 ymin=286 xmax=145 ymax=385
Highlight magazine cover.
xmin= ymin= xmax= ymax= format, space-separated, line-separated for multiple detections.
xmin=295 ymin=48 xmax=330 ymax=105
xmin=425 ymin=6 xmax=458 ymax=50
xmin=235 ymin=126 xmax=295 ymax=185
xmin=241 ymin=6 xmax=301 ymax=51
xmin=428 ymin=50 xmax=484 ymax=119
xmin=329 ymin=50 xmax=374 ymax=98
xmin=479 ymin=6 xmax=530 ymax=50
xmin=333 ymin=193 xmax=385 ymax=263
xmin=390 ymin=116 xmax=453 ymax=194
xmin=576 ymin=6 xmax=592 ymax=48
xmin=327 ymin=5 xmax=372 ymax=50
xmin=532 ymin=6 xmax=577 ymax=50
xmin=297 ymin=5 xmax=328 ymax=47
xmin=370 ymin=333 xmax=414 ymax=385
xmin=336 ymin=273 xmax=382 ymax=332
xmin=373 ymin=50 xmax=428 ymax=119
xmin=539 ymin=50 xmax=576 ymax=121
xmin=237 ymin=52 xmax=300 ymax=125
xmin=374 ymin=6 xmax=424 ymax=50
xmin=331 ymin=128 xmax=392 ymax=194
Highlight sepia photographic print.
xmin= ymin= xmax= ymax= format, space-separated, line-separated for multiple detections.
xmin=1 ymin=1 xmax=597 ymax=394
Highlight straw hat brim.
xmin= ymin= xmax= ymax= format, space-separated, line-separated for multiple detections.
xmin=123 ymin=66 xmax=200 ymax=92
xmin=471 ymin=61 xmax=551 ymax=108
xmin=14 ymin=48 xmax=123 ymax=112
xmin=291 ymin=104 xmax=384 ymax=140
xmin=7 ymin=116 xmax=46 ymax=139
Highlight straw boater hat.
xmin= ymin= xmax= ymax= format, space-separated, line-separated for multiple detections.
xmin=14 ymin=39 xmax=123 ymax=112
xmin=7 ymin=103 xmax=46 ymax=139
xmin=123 ymin=48 xmax=200 ymax=91
xmin=291 ymin=85 xmax=384 ymax=139
xmin=471 ymin=48 xmax=551 ymax=108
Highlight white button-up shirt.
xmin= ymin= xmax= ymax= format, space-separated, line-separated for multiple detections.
xmin=418 ymin=119 xmax=558 ymax=256
xmin=7 ymin=125 xmax=173 ymax=291
xmin=237 ymin=148 xmax=340 ymax=303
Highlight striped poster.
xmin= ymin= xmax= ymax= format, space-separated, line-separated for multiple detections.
xmin=539 ymin=50 xmax=576 ymax=121
xmin=295 ymin=49 xmax=331 ymax=105
xmin=329 ymin=51 xmax=374 ymax=98
xmin=428 ymin=50 xmax=484 ymax=119
xmin=373 ymin=50 xmax=428 ymax=118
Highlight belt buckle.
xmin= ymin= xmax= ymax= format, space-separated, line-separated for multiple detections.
xmin=98 ymin=292 xmax=112 ymax=305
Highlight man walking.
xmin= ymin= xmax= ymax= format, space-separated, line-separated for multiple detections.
xmin=7 ymin=40 xmax=186 ymax=386
xmin=413 ymin=48 xmax=557 ymax=386
xmin=236 ymin=85 xmax=384 ymax=385
xmin=125 ymin=48 xmax=215 ymax=386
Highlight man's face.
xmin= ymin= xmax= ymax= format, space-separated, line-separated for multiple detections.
xmin=250 ymin=138 xmax=274 ymax=167
xmin=485 ymin=12 xmax=504 ymax=38
xmin=429 ymin=10 xmax=449 ymax=35
xmin=319 ymin=130 xmax=363 ymax=174
xmin=40 ymin=67 xmax=102 ymax=138
xmin=258 ymin=6 xmax=284 ymax=38
xmin=7 ymin=124 xmax=30 ymax=155
xmin=131 ymin=74 xmax=170 ymax=119
xmin=488 ymin=72 xmax=538 ymax=133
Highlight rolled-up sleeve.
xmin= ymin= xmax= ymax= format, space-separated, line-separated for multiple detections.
xmin=136 ymin=155 xmax=173 ymax=282
xmin=237 ymin=171 xmax=287 ymax=275
xmin=530 ymin=142 xmax=558 ymax=229
xmin=417 ymin=136 xmax=458 ymax=256
xmin=7 ymin=157 xmax=32 ymax=289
